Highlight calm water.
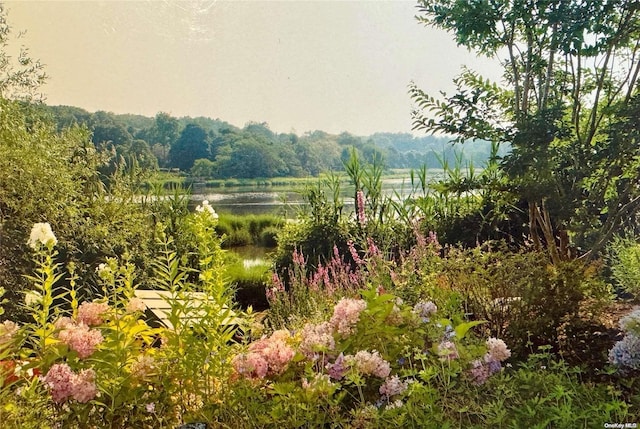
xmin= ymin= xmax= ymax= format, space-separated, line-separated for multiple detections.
xmin=188 ymin=175 xmax=444 ymax=216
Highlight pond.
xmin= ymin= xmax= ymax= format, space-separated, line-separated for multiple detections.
xmin=188 ymin=173 xmax=447 ymax=216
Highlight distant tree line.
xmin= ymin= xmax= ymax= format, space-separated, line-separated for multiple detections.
xmin=36 ymin=105 xmax=507 ymax=178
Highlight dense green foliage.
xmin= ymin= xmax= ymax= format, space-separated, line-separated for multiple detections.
xmin=412 ymin=0 xmax=640 ymax=260
xmin=38 ymin=104 xmax=505 ymax=179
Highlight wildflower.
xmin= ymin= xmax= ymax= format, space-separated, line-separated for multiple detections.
xmin=356 ymin=190 xmax=366 ymax=224
xmin=350 ymin=350 xmax=391 ymax=378
xmin=379 ymin=375 xmax=409 ymax=398
xmin=130 ymin=354 xmax=155 ymax=380
xmin=58 ymin=323 xmax=103 ymax=359
xmin=620 ymin=308 xmax=640 ymax=336
xmin=486 ymin=358 xmax=502 ymax=375
xmin=249 ymin=330 xmax=295 ymax=375
xmin=43 ymin=363 xmax=75 ymax=403
xmin=27 ymin=222 xmax=57 ymax=249
xmin=469 ymin=359 xmax=490 ymax=385
xmin=271 ymin=272 xmax=285 ymax=292
xmin=330 ymin=298 xmax=367 ymax=337
xmin=413 ymin=300 xmax=437 ymax=322
xmin=145 ymin=403 xmax=156 ymax=413
xmin=367 ymin=237 xmax=380 ymax=257
xmin=326 ymin=353 xmax=348 ymax=380
xmin=195 ymin=200 xmax=218 ymax=218
xmin=301 ymin=373 xmax=334 ymax=396
xmin=486 ymin=338 xmax=511 ymax=362
xmin=53 ymin=316 xmax=74 ymax=331
xmin=609 ymin=334 xmax=640 ymax=372
xmin=347 ymin=240 xmax=363 ymax=265
xmin=232 ymin=352 xmax=268 ymax=379
xmin=437 ymin=341 xmax=459 ymax=361
xmin=444 ymin=324 xmax=455 ymax=339
xmin=125 ymin=298 xmax=146 ymax=314
xmin=299 ymin=322 xmax=335 ymax=358
xmin=0 ymin=320 xmax=19 ymax=347
xmin=77 ymin=301 xmax=109 ymax=326
xmin=24 ymin=290 xmax=41 ymax=307
xmin=71 ymin=369 xmax=98 ymax=403
xmin=292 ymin=248 xmax=306 ymax=267
xmin=385 ymin=399 xmax=404 ymax=410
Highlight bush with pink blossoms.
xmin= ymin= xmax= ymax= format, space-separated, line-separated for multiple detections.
xmin=233 ymin=329 xmax=295 ymax=379
xmin=77 ymin=301 xmax=109 ymax=326
xmin=57 ymin=322 xmax=104 ymax=359
xmin=330 ymin=297 xmax=367 ymax=337
xmin=42 ymin=363 xmax=98 ymax=404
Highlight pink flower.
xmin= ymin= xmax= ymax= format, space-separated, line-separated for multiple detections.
xmin=379 ymin=375 xmax=409 ymax=398
xmin=349 ymin=350 xmax=391 ymax=378
xmin=232 ymin=352 xmax=268 ymax=379
xmin=249 ymin=330 xmax=295 ymax=375
xmin=0 ymin=320 xmax=19 ymax=348
xmin=486 ymin=338 xmax=511 ymax=362
xmin=71 ymin=369 xmax=98 ymax=403
xmin=58 ymin=323 xmax=103 ymax=359
xmin=42 ymin=363 xmax=75 ymax=403
xmin=125 ymin=298 xmax=146 ymax=314
xmin=325 ymin=353 xmax=348 ymax=380
xmin=347 ymin=240 xmax=363 ymax=265
xmin=300 ymin=322 xmax=335 ymax=358
xmin=77 ymin=301 xmax=109 ymax=326
xmin=469 ymin=359 xmax=490 ymax=385
xmin=234 ymin=330 xmax=295 ymax=379
xmin=330 ymin=298 xmax=367 ymax=337
xmin=356 ymin=190 xmax=366 ymax=225
xmin=366 ymin=237 xmax=379 ymax=257
xmin=53 ymin=316 xmax=74 ymax=331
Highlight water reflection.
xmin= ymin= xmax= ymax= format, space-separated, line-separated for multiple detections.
xmin=188 ymin=176 xmax=429 ymax=216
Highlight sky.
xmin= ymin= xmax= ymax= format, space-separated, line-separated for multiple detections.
xmin=5 ymin=1 xmax=501 ymax=136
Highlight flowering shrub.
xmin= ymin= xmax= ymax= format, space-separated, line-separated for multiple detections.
xmin=0 ymin=215 xmax=635 ymax=428
xmin=42 ymin=363 xmax=98 ymax=404
xmin=609 ymin=307 xmax=640 ymax=373
xmin=226 ymin=283 xmax=506 ymax=426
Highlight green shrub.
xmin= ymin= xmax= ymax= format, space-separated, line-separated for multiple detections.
xmin=439 ymin=246 xmax=612 ymax=360
xmin=224 ymin=229 xmax=252 ymax=247
xmin=259 ymin=226 xmax=279 ymax=247
xmin=608 ymin=234 xmax=640 ymax=297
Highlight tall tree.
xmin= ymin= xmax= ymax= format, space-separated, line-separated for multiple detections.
xmin=411 ymin=0 xmax=640 ymax=260
xmin=169 ymin=123 xmax=210 ymax=171
xmin=151 ymin=112 xmax=180 ymax=166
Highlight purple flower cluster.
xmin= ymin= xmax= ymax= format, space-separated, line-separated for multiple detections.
xmin=413 ymin=300 xmax=437 ymax=323
xmin=468 ymin=338 xmax=511 ymax=385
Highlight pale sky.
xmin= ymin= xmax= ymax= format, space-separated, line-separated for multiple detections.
xmin=6 ymin=1 xmax=501 ymax=135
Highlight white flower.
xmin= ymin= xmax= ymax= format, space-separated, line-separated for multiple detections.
xmin=27 ymin=222 xmax=57 ymax=249
xmin=24 ymin=291 xmax=41 ymax=306
xmin=195 ymin=200 xmax=218 ymax=219
xmin=125 ymin=298 xmax=146 ymax=314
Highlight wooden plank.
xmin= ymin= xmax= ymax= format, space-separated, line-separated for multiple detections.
xmin=133 ymin=289 xmax=239 ymax=329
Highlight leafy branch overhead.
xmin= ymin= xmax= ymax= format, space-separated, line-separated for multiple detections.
xmin=411 ymin=0 xmax=640 ymax=259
